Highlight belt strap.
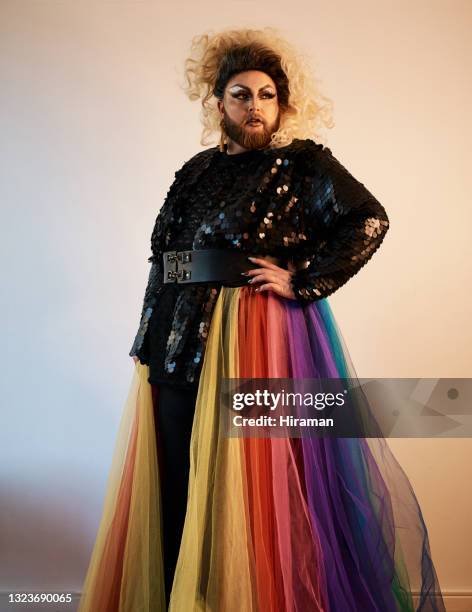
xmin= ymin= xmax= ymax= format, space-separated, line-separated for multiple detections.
xmin=162 ymin=249 xmax=282 ymax=286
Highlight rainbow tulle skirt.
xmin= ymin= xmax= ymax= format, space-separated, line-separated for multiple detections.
xmin=78 ymin=286 xmax=445 ymax=611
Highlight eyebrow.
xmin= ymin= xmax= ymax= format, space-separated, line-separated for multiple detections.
xmin=229 ymin=84 xmax=275 ymax=91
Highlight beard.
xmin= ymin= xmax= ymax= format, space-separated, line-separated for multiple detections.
xmin=222 ymin=109 xmax=280 ymax=150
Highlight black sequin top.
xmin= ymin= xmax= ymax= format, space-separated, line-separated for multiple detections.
xmin=129 ymin=138 xmax=390 ymax=389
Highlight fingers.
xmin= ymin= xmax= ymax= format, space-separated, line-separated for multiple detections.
xmin=255 ymin=282 xmax=282 ymax=292
xmin=245 ymin=270 xmax=295 ymax=297
xmin=247 ymin=271 xmax=282 ymax=285
xmin=247 ymin=256 xmax=283 ymax=272
xmin=245 ymin=267 xmax=293 ymax=285
xmin=245 ymin=266 xmax=292 ymax=280
xmin=244 ymin=257 xmax=296 ymax=300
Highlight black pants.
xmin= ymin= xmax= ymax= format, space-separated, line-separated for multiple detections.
xmin=151 ymin=383 xmax=198 ymax=608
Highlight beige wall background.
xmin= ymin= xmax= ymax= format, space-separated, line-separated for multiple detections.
xmin=0 ymin=0 xmax=470 ymax=610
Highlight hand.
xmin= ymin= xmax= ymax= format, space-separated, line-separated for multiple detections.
xmin=132 ymin=356 xmax=139 ymax=364
xmin=244 ymin=256 xmax=297 ymax=300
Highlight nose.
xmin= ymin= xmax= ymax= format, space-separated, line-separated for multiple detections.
xmin=248 ymin=98 xmax=261 ymax=113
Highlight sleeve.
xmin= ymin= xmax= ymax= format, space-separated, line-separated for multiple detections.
xmin=128 ymin=256 xmax=162 ymax=360
xmin=290 ymin=145 xmax=390 ymax=304
xmin=128 ymin=169 xmax=183 ymax=361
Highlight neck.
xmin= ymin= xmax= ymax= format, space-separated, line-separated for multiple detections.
xmin=225 ymin=139 xmax=250 ymax=155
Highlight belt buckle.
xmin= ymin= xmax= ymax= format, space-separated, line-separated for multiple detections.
xmin=164 ymin=250 xmax=192 ymax=283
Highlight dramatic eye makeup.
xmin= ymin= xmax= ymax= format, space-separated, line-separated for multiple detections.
xmin=228 ymin=84 xmax=277 ymax=100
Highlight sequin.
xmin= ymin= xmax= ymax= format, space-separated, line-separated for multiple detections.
xmin=129 ymin=138 xmax=390 ymax=388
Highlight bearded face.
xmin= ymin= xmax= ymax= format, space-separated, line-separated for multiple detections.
xmin=218 ymin=70 xmax=282 ymax=151
xmin=222 ymin=106 xmax=281 ymax=150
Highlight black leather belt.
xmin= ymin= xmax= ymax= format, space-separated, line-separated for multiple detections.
xmin=163 ymin=249 xmax=282 ymax=286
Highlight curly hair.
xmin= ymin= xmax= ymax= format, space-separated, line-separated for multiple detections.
xmin=181 ymin=26 xmax=335 ymax=149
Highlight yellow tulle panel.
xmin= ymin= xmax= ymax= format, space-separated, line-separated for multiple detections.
xmin=169 ymin=286 xmax=257 ymax=612
xmin=78 ymin=362 xmax=165 ymax=612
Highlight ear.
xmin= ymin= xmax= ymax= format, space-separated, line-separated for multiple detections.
xmin=217 ymin=99 xmax=224 ymax=117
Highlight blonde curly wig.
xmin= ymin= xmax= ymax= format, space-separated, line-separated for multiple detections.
xmin=182 ymin=26 xmax=335 ymax=150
